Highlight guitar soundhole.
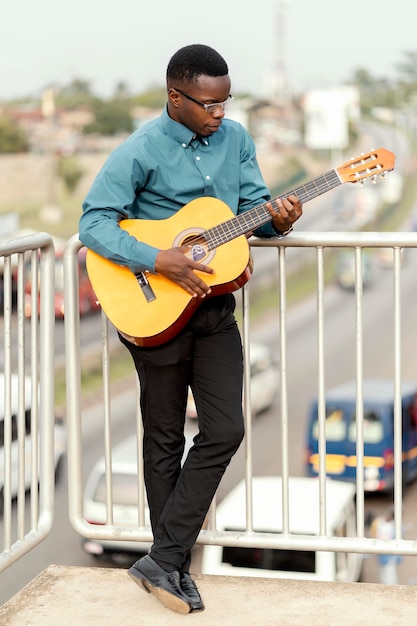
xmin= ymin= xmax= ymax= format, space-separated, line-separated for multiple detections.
xmin=174 ymin=229 xmax=215 ymax=266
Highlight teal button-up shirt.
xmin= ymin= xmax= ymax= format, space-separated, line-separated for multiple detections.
xmin=79 ymin=106 xmax=276 ymax=272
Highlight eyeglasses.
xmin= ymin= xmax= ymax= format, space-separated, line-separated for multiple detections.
xmin=174 ymin=88 xmax=234 ymax=114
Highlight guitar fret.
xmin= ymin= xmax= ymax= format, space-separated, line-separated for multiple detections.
xmin=206 ymin=169 xmax=342 ymax=249
xmin=286 ymin=170 xmax=341 ymax=204
xmin=207 ymin=207 xmax=269 ymax=248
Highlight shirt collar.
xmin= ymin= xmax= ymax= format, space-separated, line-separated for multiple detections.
xmin=160 ymin=106 xmax=209 ymax=147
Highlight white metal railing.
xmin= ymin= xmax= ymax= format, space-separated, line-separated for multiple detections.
xmin=63 ymin=230 xmax=417 ymax=566
xmin=0 ymin=232 xmax=56 ymax=572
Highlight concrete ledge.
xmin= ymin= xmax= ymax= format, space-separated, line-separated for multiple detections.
xmin=1 ymin=565 xmax=416 ymax=625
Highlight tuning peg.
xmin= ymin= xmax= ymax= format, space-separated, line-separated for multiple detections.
xmin=371 ymin=176 xmax=377 ymax=184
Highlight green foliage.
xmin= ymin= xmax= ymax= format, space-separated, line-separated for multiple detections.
xmin=0 ymin=116 xmax=29 ymax=153
xmin=55 ymin=78 xmax=96 ymax=108
xmin=130 ymin=86 xmax=167 ymax=108
xmin=350 ymin=50 xmax=417 ymax=115
xmin=396 ymin=51 xmax=417 ymax=83
xmin=83 ymin=97 xmax=134 ymax=135
xmin=57 ymin=154 xmax=85 ymax=194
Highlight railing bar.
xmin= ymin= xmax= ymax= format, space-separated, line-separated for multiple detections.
xmin=354 ymin=247 xmax=365 ymax=536
xmin=242 ymin=284 xmax=254 ymax=532
xmin=101 ymin=309 xmax=114 ymax=526
xmin=30 ymin=250 xmax=40 ymax=527
xmin=278 ymin=246 xmax=290 ymax=534
xmin=393 ymin=246 xmax=403 ymax=537
xmin=3 ymin=257 xmax=13 ymax=550
xmin=316 ymin=246 xmax=327 ymax=536
xmin=16 ymin=253 xmax=27 ymax=539
xmin=135 ymin=377 xmax=146 ymax=527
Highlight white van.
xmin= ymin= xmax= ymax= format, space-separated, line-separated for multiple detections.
xmin=0 ymin=373 xmax=66 ymax=514
xmin=201 ymin=476 xmax=362 ymax=583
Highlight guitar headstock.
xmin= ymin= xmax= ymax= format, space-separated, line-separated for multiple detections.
xmin=336 ymin=148 xmax=395 ymax=184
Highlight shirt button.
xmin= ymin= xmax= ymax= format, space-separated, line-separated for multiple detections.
xmin=181 ymin=143 xmax=187 ymax=148
xmin=196 ymin=156 xmax=201 ymax=161
xmin=205 ymin=175 xmax=211 ymax=180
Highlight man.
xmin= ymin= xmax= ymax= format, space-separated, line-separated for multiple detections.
xmin=372 ymin=508 xmax=403 ymax=585
xmin=80 ymin=43 xmax=302 ymax=614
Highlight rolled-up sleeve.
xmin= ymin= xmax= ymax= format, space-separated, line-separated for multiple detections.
xmin=237 ymin=131 xmax=278 ymax=239
xmin=79 ymin=143 xmax=160 ymax=272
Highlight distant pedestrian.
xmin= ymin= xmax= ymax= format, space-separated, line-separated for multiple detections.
xmin=372 ymin=508 xmax=403 ymax=585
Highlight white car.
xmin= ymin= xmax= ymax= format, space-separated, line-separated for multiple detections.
xmin=82 ymin=435 xmax=152 ymax=564
xmin=186 ymin=342 xmax=278 ymax=418
xmin=82 ymin=431 xmax=196 ymax=564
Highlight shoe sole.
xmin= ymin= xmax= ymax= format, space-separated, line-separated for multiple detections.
xmin=128 ymin=568 xmax=191 ymax=615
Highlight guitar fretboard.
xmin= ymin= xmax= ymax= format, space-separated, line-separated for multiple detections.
xmin=205 ymin=168 xmax=341 ymax=249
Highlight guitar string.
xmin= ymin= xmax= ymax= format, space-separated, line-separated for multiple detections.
xmin=205 ymin=167 xmax=385 ymax=249
xmin=180 ymin=169 xmax=339 ymax=251
xmin=205 ymin=169 xmax=341 ymax=249
xmin=182 ymin=163 xmax=383 ymax=251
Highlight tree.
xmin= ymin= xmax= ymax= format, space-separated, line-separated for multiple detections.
xmin=396 ymin=51 xmax=417 ymax=84
xmin=131 ymin=86 xmax=167 ymax=108
xmin=57 ymin=154 xmax=84 ymax=194
xmin=113 ymin=81 xmax=131 ymax=99
xmin=0 ymin=116 xmax=29 ymax=153
xmin=56 ymin=78 xmax=96 ymax=107
xmin=83 ymin=98 xmax=134 ymax=135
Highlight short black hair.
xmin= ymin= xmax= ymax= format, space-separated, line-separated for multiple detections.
xmin=166 ymin=44 xmax=228 ymax=85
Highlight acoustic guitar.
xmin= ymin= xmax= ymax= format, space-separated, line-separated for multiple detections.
xmin=86 ymin=148 xmax=395 ymax=347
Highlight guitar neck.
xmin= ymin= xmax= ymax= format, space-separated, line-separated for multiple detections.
xmin=205 ymin=168 xmax=341 ymax=249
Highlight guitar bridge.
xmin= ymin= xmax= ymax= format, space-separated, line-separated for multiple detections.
xmin=134 ymin=271 xmax=156 ymax=302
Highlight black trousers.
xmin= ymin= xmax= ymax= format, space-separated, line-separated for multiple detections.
xmin=120 ymin=294 xmax=245 ymax=571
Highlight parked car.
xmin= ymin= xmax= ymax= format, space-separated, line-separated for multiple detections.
xmin=186 ymin=342 xmax=278 ymax=418
xmin=201 ymin=476 xmax=362 ymax=583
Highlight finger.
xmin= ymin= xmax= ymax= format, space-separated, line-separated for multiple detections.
xmin=193 ymin=262 xmax=215 ymax=275
xmin=192 ymin=276 xmax=212 ymax=296
xmin=189 ymin=283 xmax=212 ymax=298
xmin=266 ymin=200 xmax=282 ymax=218
xmin=281 ymin=198 xmax=295 ymax=215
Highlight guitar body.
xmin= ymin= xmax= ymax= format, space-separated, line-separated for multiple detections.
xmin=86 ymin=197 xmax=252 ymax=346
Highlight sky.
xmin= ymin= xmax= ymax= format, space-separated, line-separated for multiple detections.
xmin=1 ymin=0 xmax=415 ymax=101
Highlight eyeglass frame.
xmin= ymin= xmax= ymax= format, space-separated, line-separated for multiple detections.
xmin=173 ymin=88 xmax=234 ymax=114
